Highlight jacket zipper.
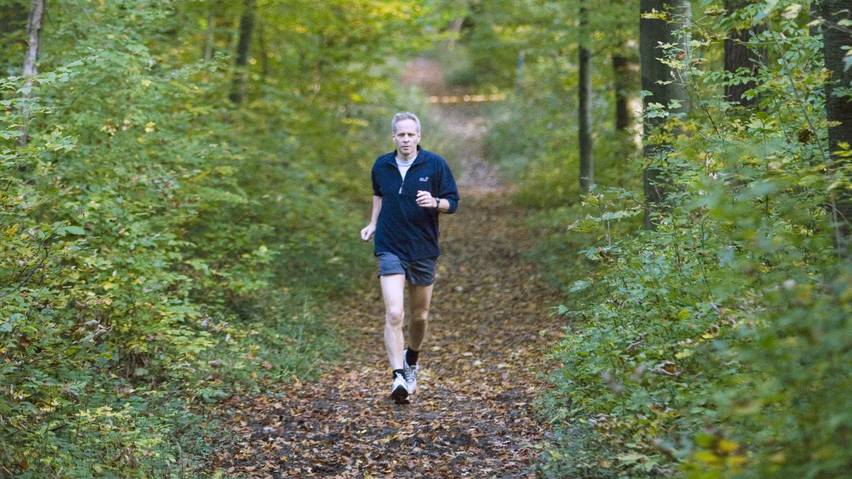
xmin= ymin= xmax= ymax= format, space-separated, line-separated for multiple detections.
xmin=394 ymin=161 xmax=420 ymax=195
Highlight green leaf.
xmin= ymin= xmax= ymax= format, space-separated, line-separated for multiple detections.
xmin=0 ymin=313 xmax=24 ymax=333
xmin=569 ymin=280 xmax=592 ymax=293
xmin=59 ymin=226 xmax=86 ymax=236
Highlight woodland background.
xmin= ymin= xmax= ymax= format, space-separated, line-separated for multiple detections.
xmin=1 ymin=0 xmax=849 ymax=478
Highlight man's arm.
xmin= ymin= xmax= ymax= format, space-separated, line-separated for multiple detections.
xmin=360 ymin=195 xmax=382 ymax=241
xmin=436 ymin=159 xmax=459 ymax=214
xmin=435 ymin=197 xmax=451 ymax=213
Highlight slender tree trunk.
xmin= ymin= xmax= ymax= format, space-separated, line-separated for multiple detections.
xmin=578 ymin=0 xmax=593 ymax=194
xmin=640 ymin=0 xmax=691 ymax=228
xmin=724 ymin=0 xmax=766 ymax=105
xmin=229 ymin=0 xmax=255 ymax=104
xmin=515 ymin=49 xmax=525 ymax=94
xmin=612 ymin=52 xmax=631 ymax=131
xmin=820 ymin=0 xmax=852 ymax=256
xmin=203 ymin=7 xmax=216 ymax=61
xmin=0 ymin=2 xmax=28 ymax=38
xmin=257 ymin=20 xmax=269 ymax=80
xmin=446 ymin=16 xmax=465 ymax=49
xmin=19 ymin=0 xmax=45 ymax=147
xmin=1 ymin=3 xmax=29 ymax=103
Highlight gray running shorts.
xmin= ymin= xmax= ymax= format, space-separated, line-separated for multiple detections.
xmin=377 ymin=252 xmax=437 ymax=286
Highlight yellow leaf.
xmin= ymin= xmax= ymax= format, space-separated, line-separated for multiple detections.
xmin=717 ymin=439 xmax=738 ymax=454
xmin=695 ymin=450 xmax=720 ymax=465
xmin=675 ymin=349 xmax=694 ymax=359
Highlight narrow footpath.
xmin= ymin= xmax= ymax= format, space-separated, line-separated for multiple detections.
xmin=211 ymin=60 xmax=564 ymax=478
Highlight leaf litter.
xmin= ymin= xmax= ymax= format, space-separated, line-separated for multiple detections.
xmin=209 ymin=97 xmax=564 ymax=478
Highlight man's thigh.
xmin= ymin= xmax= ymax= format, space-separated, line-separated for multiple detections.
xmin=380 ymin=274 xmax=406 ymax=313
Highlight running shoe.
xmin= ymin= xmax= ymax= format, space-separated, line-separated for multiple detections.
xmin=403 ymin=350 xmax=419 ymax=394
xmin=390 ymin=372 xmax=409 ymax=404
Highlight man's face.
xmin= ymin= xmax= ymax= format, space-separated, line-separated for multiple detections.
xmin=393 ymin=119 xmax=421 ymax=157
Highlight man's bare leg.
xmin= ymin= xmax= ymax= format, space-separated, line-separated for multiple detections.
xmin=381 ymin=274 xmax=406 ymax=370
xmin=408 ymin=283 xmax=434 ymax=351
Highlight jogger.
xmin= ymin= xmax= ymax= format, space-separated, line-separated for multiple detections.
xmin=360 ymin=112 xmax=459 ymax=403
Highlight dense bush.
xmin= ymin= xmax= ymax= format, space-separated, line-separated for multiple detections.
xmin=477 ymin=1 xmax=850 ymax=477
xmin=1 ymin=0 xmax=438 ymax=476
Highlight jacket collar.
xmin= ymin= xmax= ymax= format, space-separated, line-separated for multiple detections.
xmin=385 ymin=145 xmax=428 ymax=167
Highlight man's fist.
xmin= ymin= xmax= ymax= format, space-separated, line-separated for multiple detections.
xmin=360 ymin=223 xmax=376 ymax=241
xmin=416 ymin=190 xmax=438 ymax=209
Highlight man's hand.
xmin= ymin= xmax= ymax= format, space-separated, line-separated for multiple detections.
xmin=360 ymin=223 xmax=376 ymax=241
xmin=416 ymin=190 xmax=438 ymax=209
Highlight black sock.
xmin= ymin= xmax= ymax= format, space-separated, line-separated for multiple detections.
xmin=406 ymin=348 xmax=419 ymax=365
xmin=392 ymin=368 xmax=404 ymax=380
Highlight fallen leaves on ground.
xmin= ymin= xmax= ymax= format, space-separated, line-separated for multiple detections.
xmin=208 ymin=192 xmax=563 ymax=478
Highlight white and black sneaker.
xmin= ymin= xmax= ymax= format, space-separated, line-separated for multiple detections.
xmin=390 ymin=372 xmax=409 ymax=404
xmin=403 ymin=351 xmax=419 ymax=395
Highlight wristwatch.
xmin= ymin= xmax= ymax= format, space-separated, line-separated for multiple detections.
xmin=434 ymin=197 xmax=441 ymax=209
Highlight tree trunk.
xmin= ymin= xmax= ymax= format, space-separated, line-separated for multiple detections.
xmin=229 ymin=0 xmax=255 ymax=104
xmin=515 ymin=49 xmax=525 ymax=94
xmin=0 ymin=2 xmax=28 ymax=38
xmin=446 ymin=16 xmax=465 ymax=49
xmin=640 ymin=0 xmax=691 ymax=228
xmin=578 ymin=0 xmax=594 ymax=194
xmin=724 ymin=0 xmax=766 ymax=105
xmin=19 ymin=0 xmax=45 ymax=146
xmin=257 ymin=20 xmax=269 ymax=80
xmin=612 ymin=53 xmax=631 ymax=131
xmin=203 ymin=7 xmax=216 ymax=61
xmin=820 ymin=0 xmax=852 ymax=256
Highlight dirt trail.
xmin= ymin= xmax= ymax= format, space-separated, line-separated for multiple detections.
xmin=211 ymin=59 xmax=563 ymax=478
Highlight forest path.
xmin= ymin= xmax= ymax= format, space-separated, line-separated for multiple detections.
xmin=211 ymin=58 xmax=563 ymax=478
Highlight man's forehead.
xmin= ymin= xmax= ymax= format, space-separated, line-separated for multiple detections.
xmin=395 ymin=119 xmax=419 ymax=133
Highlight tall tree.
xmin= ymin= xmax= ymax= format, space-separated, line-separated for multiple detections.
xmin=611 ymin=51 xmax=633 ymax=131
xmin=203 ymin=1 xmax=216 ymax=61
xmin=819 ymin=0 xmax=852 ymax=256
xmin=578 ymin=0 xmax=594 ymax=193
xmin=0 ymin=1 xmax=29 ymax=68
xmin=19 ymin=0 xmax=45 ymax=146
xmin=515 ymin=49 xmax=525 ymax=94
xmin=229 ymin=0 xmax=255 ymax=104
xmin=724 ymin=0 xmax=765 ymax=105
xmin=640 ymin=0 xmax=690 ymax=228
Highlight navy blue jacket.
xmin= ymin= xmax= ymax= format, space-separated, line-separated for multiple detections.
xmin=372 ymin=147 xmax=459 ymax=260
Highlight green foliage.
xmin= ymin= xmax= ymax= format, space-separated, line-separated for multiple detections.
xmin=475 ymin=0 xmax=852 ymax=478
xmin=1 ymin=0 xmax=443 ymax=476
xmin=469 ymin=0 xmax=640 ymax=208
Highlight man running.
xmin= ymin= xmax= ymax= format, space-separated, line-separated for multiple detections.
xmin=360 ymin=112 xmax=460 ymax=404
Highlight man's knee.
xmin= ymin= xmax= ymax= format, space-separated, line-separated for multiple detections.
xmin=385 ymin=307 xmax=404 ymax=327
xmin=412 ymin=308 xmax=429 ymax=323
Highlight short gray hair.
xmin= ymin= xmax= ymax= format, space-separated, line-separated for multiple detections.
xmin=391 ymin=112 xmax=421 ymax=134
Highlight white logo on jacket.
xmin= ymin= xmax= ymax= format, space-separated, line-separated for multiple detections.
xmin=419 ymin=176 xmax=429 ymax=182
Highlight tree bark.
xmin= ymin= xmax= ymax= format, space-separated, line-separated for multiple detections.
xmin=203 ymin=7 xmax=216 ymax=61
xmin=0 ymin=2 xmax=28 ymax=38
xmin=229 ymin=0 xmax=255 ymax=104
xmin=640 ymin=0 xmax=691 ymax=228
xmin=819 ymin=0 xmax=852 ymax=256
xmin=612 ymin=53 xmax=631 ymax=131
xmin=446 ymin=16 xmax=465 ymax=49
xmin=724 ymin=0 xmax=766 ymax=105
xmin=578 ymin=0 xmax=594 ymax=194
xmin=515 ymin=49 xmax=525 ymax=94
xmin=257 ymin=20 xmax=269 ymax=80
xmin=19 ymin=0 xmax=45 ymax=147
